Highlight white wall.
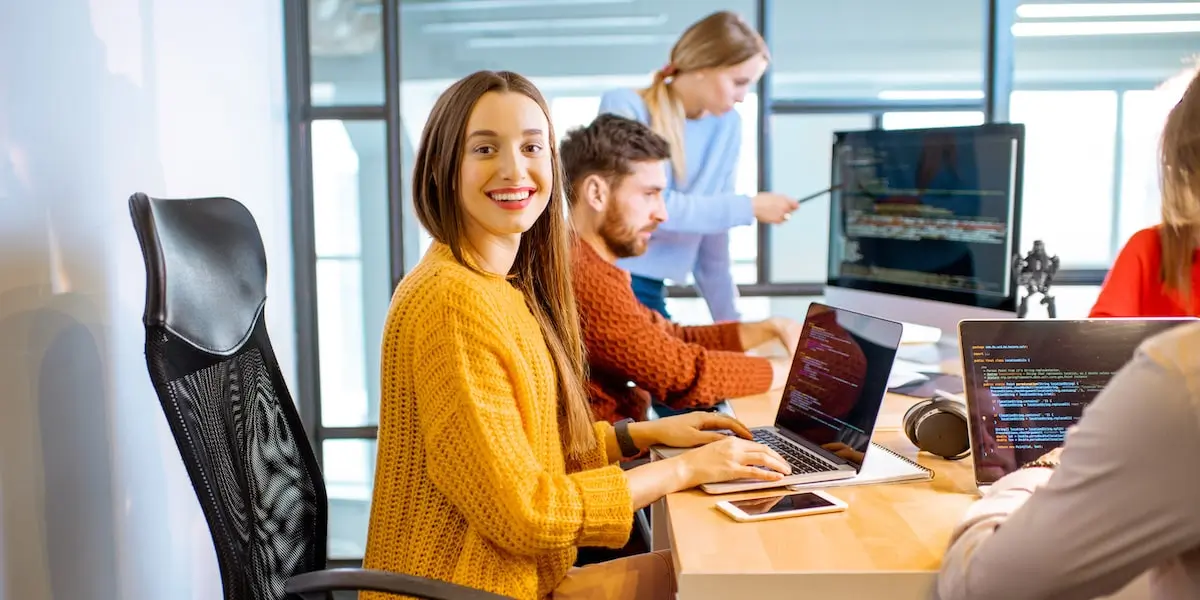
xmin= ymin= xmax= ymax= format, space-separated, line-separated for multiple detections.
xmin=0 ymin=1 xmax=293 ymax=599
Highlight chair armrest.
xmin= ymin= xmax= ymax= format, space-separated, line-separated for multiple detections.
xmin=285 ymin=568 xmax=514 ymax=600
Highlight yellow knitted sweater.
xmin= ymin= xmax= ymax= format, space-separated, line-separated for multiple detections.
xmin=362 ymin=243 xmax=634 ymax=600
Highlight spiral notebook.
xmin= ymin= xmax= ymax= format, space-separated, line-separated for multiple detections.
xmin=786 ymin=442 xmax=933 ymax=492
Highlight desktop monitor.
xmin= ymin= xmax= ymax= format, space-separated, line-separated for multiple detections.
xmin=824 ymin=123 xmax=1025 ymax=345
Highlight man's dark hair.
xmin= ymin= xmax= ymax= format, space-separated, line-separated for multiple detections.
xmin=559 ymin=113 xmax=671 ymax=205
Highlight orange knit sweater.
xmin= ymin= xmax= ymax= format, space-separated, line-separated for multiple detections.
xmin=572 ymin=239 xmax=774 ymax=423
xmin=362 ymin=243 xmax=634 ymax=600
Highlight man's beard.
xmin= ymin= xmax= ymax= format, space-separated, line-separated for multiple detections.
xmin=598 ymin=207 xmax=654 ymax=259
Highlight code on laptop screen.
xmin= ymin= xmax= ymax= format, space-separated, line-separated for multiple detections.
xmin=960 ymin=318 xmax=1193 ymax=485
xmin=774 ymin=303 xmax=903 ymax=470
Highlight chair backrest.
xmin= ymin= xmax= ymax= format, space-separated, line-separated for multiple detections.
xmin=129 ymin=193 xmax=327 ymax=600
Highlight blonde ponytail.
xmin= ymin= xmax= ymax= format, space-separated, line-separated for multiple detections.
xmin=636 ymin=11 xmax=768 ymax=186
xmin=639 ymin=70 xmax=689 ymax=184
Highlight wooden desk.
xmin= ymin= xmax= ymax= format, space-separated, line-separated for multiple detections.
xmin=652 ymin=390 xmax=978 ymax=600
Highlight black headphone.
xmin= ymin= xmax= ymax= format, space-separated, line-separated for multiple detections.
xmin=902 ymin=396 xmax=971 ymax=460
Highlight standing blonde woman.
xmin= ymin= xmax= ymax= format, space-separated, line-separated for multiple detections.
xmin=599 ymin=10 xmax=799 ymax=322
xmin=361 ymin=70 xmax=791 ymax=600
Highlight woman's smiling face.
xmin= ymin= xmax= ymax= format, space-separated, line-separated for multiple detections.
xmin=457 ymin=90 xmax=554 ymax=244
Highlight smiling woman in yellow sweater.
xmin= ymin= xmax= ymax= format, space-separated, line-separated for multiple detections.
xmin=361 ymin=70 xmax=791 ymax=600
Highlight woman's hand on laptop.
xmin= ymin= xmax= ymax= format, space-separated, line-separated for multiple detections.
xmin=634 ymin=412 xmax=753 ymax=449
xmin=622 ymin=417 xmax=792 ymax=509
xmin=676 ymin=437 xmax=793 ymax=488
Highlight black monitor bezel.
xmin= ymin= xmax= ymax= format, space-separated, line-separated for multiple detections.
xmin=825 ymin=122 xmax=1026 ymax=313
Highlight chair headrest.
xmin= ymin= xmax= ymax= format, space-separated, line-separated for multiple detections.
xmin=129 ymin=193 xmax=267 ymax=355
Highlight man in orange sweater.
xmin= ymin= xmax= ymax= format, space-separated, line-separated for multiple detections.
xmin=560 ymin=114 xmax=797 ymax=424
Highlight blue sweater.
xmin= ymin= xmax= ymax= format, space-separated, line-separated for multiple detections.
xmin=597 ymin=88 xmax=753 ymax=321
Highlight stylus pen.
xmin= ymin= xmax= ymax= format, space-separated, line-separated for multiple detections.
xmin=796 ymin=184 xmax=842 ymax=205
xmin=934 ymin=388 xmax=966 ymax=404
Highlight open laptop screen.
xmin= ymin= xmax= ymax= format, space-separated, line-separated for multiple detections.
xmin=960 ymin=318 xmax=1194 ymax=486
xmin=774 ymin=303 xmax=903 ymax=471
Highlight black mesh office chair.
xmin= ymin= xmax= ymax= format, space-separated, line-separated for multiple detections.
xmin=128 ymin=192 xmax=510 ymax=600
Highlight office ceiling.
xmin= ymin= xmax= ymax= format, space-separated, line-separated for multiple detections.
xmin=308 ymin=0 xmax=1200 ymax=97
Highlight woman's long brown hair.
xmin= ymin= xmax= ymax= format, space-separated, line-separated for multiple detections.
xmin=1159 ymin=65 xmax=1200 ymax=313
xmin=410 ymin=70 xmax=594 ymax=458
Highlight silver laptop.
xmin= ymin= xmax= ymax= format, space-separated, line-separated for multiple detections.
xmin=655 ymin=302 xmax=903 ymax=494
xmin=959 ymin=317 xmax=1195 ymax=493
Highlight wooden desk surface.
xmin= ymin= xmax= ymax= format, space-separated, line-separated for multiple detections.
xmin=657 ymin=384 xmax=980 ymax=598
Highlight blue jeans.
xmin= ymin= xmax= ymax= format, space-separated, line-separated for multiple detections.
xmin=630 ymin=274 xmax=670 ymax=320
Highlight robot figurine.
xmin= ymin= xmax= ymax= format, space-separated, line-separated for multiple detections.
xmin=1013 ymin=240 xmax=1060 ymax=318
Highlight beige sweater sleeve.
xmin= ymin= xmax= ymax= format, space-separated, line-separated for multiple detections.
xmin=935 ymin=344 xmax=1200 ymax=600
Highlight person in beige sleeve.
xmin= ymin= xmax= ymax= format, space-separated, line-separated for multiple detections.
xmin=935 ymin=319 xmax=1200 ymax=600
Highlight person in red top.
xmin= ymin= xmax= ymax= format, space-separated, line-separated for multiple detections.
xmin=559 ymin=114 xmax=798 ymax=424
xmin=1091 ymin=69 xmax=1200 ymax=318
xmin=1089 ymin=226 xmax=1200 ymax=317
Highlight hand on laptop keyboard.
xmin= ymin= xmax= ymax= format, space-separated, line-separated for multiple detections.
xmin=674 ymin=436 xmax=792 ymax=489
xmin=643 ymin=411 xmax=754 ymax=449
xmin=754 ymin=431 xmax=834 ymax=474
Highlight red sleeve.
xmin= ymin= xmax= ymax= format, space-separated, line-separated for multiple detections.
xmin=649 ymin=310 xmax=745 ymax=351
xmin=575 ymin=268 xmax=772 ymax=410
xmin=1089 ymin=228 xmax=1156 ymax=317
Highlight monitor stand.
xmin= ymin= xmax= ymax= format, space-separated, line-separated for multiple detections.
xmin=889 ymin=329 xmax=960 ymax=391
xmin=900 ymin=321 xmax=943 ymax=345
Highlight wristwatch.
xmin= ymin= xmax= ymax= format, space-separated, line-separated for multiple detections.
xmin=1020 ymin=447 xmax=1064 ymax=471
xmin=614 ymin=418 xmax=641 ymax=459
xmin=1020 ymin=458 xmax=1060 ymax=471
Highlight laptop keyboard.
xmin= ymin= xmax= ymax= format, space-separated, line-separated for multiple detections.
xmin=753 ymin=430 xmax=830 ymax=474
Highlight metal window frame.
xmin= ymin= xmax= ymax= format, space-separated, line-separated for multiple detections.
xmin=383 ymin=0 xmax=405 ymax=291
xmin=284 ymin=0 xmax=323 ymax=460
xmin=985 ymin=0 xmax=1103 ymax=285
xmin=284 ymin=0 xmax=403 ymax=452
